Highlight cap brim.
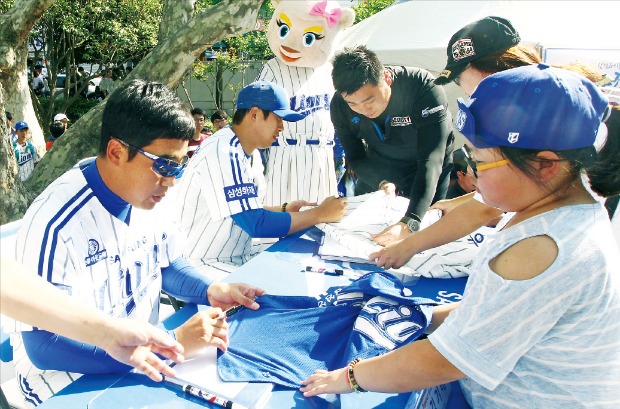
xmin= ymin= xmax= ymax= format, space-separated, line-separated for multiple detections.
xmin=434 ymin=64 xmax=468 ymax=86
xmin=273 ymin=109 xmax=305 ymax=122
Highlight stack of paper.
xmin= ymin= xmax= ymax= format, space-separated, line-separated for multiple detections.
xmin=316 ymin=192 xmax=496 ymax=278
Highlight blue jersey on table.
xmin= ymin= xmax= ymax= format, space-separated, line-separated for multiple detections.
xmin=217 ymin=272 xmax=436 ymax=388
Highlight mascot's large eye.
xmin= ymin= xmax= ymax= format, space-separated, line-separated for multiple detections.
xmin=303 ymin=32 xmax=324 ymax=47
xmin=276 ymin=19 xmax=290 ymax=39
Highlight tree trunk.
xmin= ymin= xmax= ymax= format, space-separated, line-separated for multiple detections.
xmin=0 ymin=0 xmax=58 ymax=223
xmin=0 ymin=83 xmax=32 ymax=224
xmin=0 ymin=0 xmax=264 ymax=223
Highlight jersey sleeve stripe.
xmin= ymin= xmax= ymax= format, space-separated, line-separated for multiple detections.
xmin=40 ymin=190 xmax=94 ymax=282
xmin=37 ymin=186 xmax=91 ymax=278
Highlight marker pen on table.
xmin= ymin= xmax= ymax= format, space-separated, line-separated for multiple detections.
xmin=164 ymin=375 xmax=248 ymax=409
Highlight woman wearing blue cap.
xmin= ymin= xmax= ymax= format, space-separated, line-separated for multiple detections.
xmin=301 ymin=64 xmax=620 ymax=407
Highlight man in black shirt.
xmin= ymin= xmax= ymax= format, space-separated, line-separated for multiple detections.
xmin=330 ymin=45 xmax=454 ymax=245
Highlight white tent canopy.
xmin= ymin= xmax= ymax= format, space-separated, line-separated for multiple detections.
xmin=337 ymin=0 xmax=619 ymax=72
xmin=335 ymin=0 xmax=620 ymax=139
xmin=335 ymin=1 xmax=620 ymax=111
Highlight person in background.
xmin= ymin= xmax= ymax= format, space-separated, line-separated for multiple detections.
xmin=5 ymin=111 xmax=17 ymax=142
xmin=188 ymin=107 xmax=209 ymax=158
xmin=0 ymin=259 xmax=183 ymax=382
xmin=210 ymin=109 xmax=229 ymax=132
xmin=201 ymin=125 xmax=213 ymax=138
xmin=53 ymin=113 xmax=69 ymax=131
xmin=302 ymin=64 xmax=620 ymax=409
xmin=99 ymin=68 xmax=116 ymax=98
xmin=445 ymin=149 xmax=476 ymax=199
xmin=46 ymin=120 xmax=66 ymax=150
xmin=13 ymin=121 xmax=40 ymax=181
xmin=32 ymin=64 xmax=50 ymax=97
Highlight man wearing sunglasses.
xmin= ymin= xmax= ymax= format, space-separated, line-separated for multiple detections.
xmin=172 ymin=80 xmax=347 ymax=281
xmin=12 ymin=80 xmax=265 ymax=407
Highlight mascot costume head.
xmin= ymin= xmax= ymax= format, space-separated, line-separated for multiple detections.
xmin=267 ymin=0 xmax=355 ymax=69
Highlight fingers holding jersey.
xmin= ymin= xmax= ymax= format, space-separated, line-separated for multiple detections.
xmin=300 ymin=367 xmax=352 ymax=397
xmin=369 ymin=239 xmax=414 ymax=269
xmin=175 ymin=308 xmax=230 ymax=357
xmin=207 ymin=282 xmax=265 ymax=311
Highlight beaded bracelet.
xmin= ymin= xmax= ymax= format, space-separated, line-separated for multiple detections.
xmin=346 ymin=358 xmax=367 ymax=393
xmin=281 ymin=202 xmax=288 ymax=212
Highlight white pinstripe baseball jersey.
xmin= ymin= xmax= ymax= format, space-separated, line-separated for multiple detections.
xmin=11 ymin=163 xmax=180 ymax=407
xmin=14 ymin=141 xmax=40 ymax=181
xmin=257 ymin=58 xmax=338 ymax=206
xmin=170 ymin=128 xmax=264 ymax=281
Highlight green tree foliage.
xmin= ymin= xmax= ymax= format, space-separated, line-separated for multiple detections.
xmin=189 ymin=1 xmax=273 ymax=109
xmin=353 ymin=0 xmax=397 ymax=24
xmin=37 ymin=0 xmax=161 ymax=70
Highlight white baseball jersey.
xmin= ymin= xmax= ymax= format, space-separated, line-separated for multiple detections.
xmin=257 ymin=58 xmax=338 ymax=206
xmin=11 ymin=163 xmax=180 ymax=407
xmin=14 ymin=141 xmax=40 ymax=181
xmin=170 ymin=128 xmax=264 ymax=281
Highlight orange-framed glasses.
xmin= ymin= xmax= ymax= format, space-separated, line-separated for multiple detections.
xmin=461 ymin=144 xmax=509 ymax=178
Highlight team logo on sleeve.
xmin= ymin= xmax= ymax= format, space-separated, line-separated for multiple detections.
xmin=390 ymin=116 xmax=412 ymax=126
xmin=224 ymin=183 xmax=258 ymax=202
xmin=421 ymin=105 xmax=445 ymax=117
xmin=85 ymin=239 xmax=108 ymax=267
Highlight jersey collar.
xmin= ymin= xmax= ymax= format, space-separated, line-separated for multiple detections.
xmin=82 ymin=160 xmax=132 ymax=224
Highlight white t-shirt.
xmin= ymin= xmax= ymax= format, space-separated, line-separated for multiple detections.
xmin=430 ymin=203 xmax=620 ymax=408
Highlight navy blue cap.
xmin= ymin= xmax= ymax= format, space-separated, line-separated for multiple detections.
xmin=15 ymin=121 xmax=29 ymax=130
xmin=236 ymin=81 xmax=304 ymax=122
xmin=454 ymin=64 xmax=609 ymax=151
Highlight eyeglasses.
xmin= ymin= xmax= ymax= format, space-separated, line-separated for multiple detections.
xmin=194 ymin=118 xmax=205 ymax=123
xmin=116 ymin=138 xmax=188 ymax=179
xmin=461 ymin=144 xmax=509 ymax=178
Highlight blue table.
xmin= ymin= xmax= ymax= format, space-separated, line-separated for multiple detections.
xmin=37 ymin=230 xmax=469 ymax=409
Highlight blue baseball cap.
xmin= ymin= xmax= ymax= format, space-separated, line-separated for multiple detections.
xmin=454 ymin=64 xmax=609 ymax=150
xmin=15 ymin=121 xmax=29 ymax=130
xmin=236 ymin=81 xmax=304 ymax=122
